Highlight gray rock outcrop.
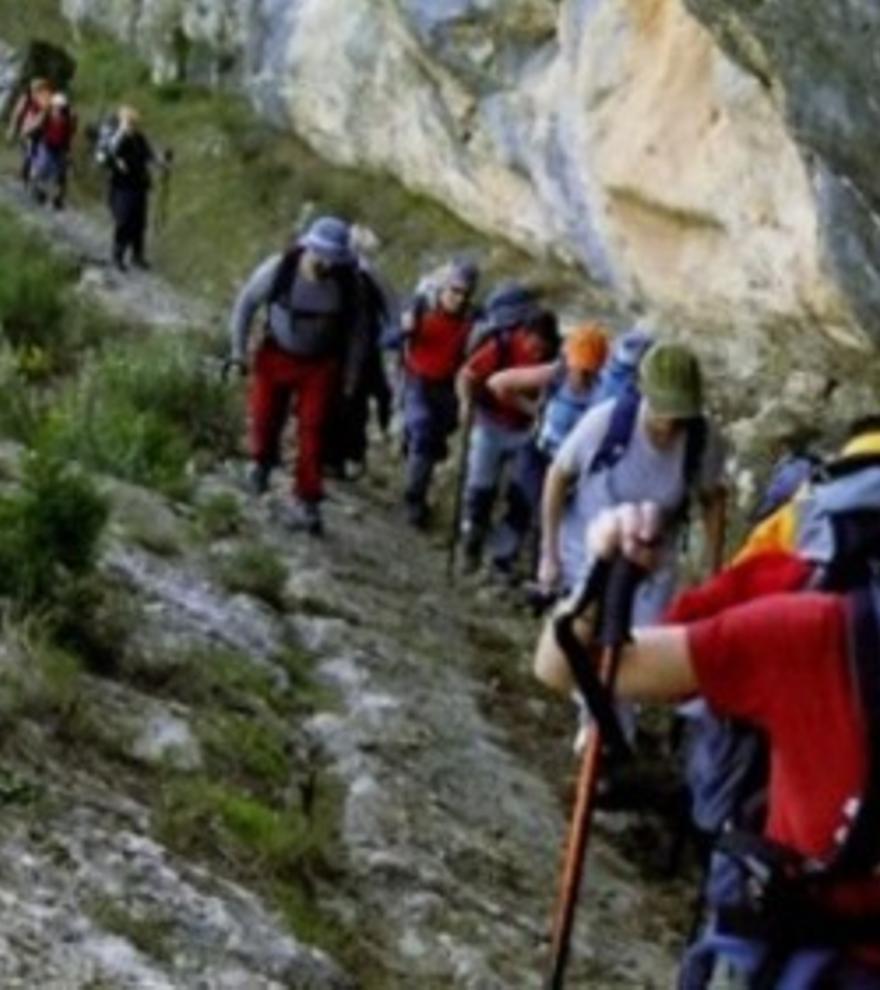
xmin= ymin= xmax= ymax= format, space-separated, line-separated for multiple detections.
xmin=57 ymin=0 xmax=880 ymax=374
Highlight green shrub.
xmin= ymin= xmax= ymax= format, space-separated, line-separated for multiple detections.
xmin=0 ymin=210 xmax=120 ymax=381
xmin=195 ymin=491 xmax=245 ymax=538
xmin=40 ymin=334 xmax=242 ymax=496
xmin=0 ymin=233 xmax=71 ymax=352
xmin=0 ymin=452 xmax=109 ymax=610
xmin=216 ymin=543 xmax=288 ymax=610
xmin=157 ymin=778 xmax=326 ymax=882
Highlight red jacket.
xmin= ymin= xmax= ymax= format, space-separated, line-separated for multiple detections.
xmin=464 ymin=326 xmax=550 ymax=429
xmin=42 ymin=112 xmax=76 ymax=152
xmin=405 ymin=307 xmax=472 ymax=382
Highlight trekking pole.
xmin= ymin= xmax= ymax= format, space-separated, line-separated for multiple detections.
xmin=545 ymin=555 xmax=643 ymax=989
xmin=446 ymin=401 xmax=475 ymax=580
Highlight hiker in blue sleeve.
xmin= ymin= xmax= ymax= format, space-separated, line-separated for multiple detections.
xmin=487 ymin=322 xmax=609 ymax=580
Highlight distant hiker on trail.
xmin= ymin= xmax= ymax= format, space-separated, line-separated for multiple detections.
xmin=6 ymin=77 xmax=52 ymax=189
xmin=456 ymin=283 xmax=560 ymax=572
xmin=539 ymin=342 xmax=728 ymax=614
xmin=322 ymin=228 xmax=396 ymax=481
xmin=30 ymin=92 xmax=76 ymax=209
xmin=535 ymin=499 xmax=880 ymax=989
xmin=226 ymin=215 xmax=371 ymax=537
xmin=104 ymin=106 xmax=163 ymax=271
xmin=396 ymin=259 xmax=481 ymax=528
xmin=488 ymin=322 xmax=609 ymax=581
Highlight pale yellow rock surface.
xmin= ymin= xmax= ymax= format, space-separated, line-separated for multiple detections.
xmin=58 ymin=0 xmax=869 ymax=360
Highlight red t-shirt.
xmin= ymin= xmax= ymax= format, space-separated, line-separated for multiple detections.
xmin=665 ymin=551 xmax=813 ymax=624
xmin=405 ymin=308 xmax=472 ymax=382
xmin=464 ymin=327 xmax=548 ymax=429
xmin=688 ymin=593 xmax=880 ymax=921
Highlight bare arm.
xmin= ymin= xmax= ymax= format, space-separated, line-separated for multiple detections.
xmin=701 ymin=487 xmax=728 ymax=575
xmin=534 ymin=614 xmax=697 ymax=702
xmin=456 ymin=365 xmax=477 ymax=410
xmin=538 ymin=461 xmax=573 ymax=586
xmin=487 ymin=362 xmax=556 ymax=417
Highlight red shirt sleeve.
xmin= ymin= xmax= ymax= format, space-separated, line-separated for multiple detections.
xmin=464 ymin=338 xmax=501 ymax=383
xmin=665 ymin=552 xmax=812 ymax=624
xmin=687 ymin=592 xmax=845 ymax=728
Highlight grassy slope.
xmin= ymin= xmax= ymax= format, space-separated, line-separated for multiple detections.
xmin=0 ymin=0 xmax=591 ymax=311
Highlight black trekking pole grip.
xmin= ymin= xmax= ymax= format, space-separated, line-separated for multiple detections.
xmin=597 ymin=556 xmax=645 ymax=648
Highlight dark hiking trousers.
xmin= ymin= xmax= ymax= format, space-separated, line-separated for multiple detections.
xmin=110 ymin=186 xmax=149 ymax=264
xmin=492 ymin=441 xmax=549 ymax=571
xmin=402 ymin=374 xmax=458 ymax=507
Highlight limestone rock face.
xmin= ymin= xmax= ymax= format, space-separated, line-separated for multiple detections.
xmin=58 ymin=0 xmax=879 ymax=367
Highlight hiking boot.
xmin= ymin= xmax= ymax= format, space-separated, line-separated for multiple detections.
xmin=132 ymin=255 xmax=151 ymax=271
xmin=278 ymin=498 xmax=324 ymax=537
xmin=246 ymin=461 xmax=272 ymax=496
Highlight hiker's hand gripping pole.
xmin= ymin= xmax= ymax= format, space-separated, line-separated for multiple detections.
xmin=545 ymin=554 xmax=644 ymax=989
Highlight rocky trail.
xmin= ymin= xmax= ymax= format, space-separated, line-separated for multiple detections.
xmin=0 ymin=180 xmax=686 ymax=988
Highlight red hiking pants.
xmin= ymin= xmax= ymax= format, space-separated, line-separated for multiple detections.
xmin=248 ymin=342 xmax=339 ymax=501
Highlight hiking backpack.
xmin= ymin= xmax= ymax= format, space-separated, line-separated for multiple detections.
xmin=681 ymin=452 xmax=880 ymax=988
xmin=752 ymin=450 xmax=822 ymax=524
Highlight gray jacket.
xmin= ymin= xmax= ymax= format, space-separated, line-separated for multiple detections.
xmin=229 ymin=250 xmax=371 ymax=395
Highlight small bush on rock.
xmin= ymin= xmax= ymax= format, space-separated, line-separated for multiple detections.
xmin=0 ymin=452 xmax=109 ymax=611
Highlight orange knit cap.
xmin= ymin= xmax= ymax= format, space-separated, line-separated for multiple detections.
xmin=564 ymin=323 xmax=609 ymax=372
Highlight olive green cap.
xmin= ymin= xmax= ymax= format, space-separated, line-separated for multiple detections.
xmin=639 ymin=342 xmax=703 ymax=419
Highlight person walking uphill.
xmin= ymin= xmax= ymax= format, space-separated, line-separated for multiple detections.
xmin=540 ymin=342 xmax=728 ymax=620
xmin=535 ymin=501 xmax=880 ymax=989
xmin=456 ymin=283 xmax=560 ymax=572
xmin=399 ymin=259 xmax=480 ymax=528
xmin=7 ymin=77 xmax=52 ymax=189
xmin=226 ymin=216 xmax=370 ymax=537
xmin=30 ymin=92 xmax=76 ymax=209
xmin=104 ymin=107 xmax=163 ymax=271
xmin=488 ymin=322 xmax=609 ymax=579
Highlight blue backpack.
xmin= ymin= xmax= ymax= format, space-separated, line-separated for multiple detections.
xmin=752 ymin=451 xmax=821 ymax=523
xmin=681 ymin=453 xmax=880 ymax=989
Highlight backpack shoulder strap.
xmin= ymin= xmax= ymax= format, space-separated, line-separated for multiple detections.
xmin=828 ymin=582 xmax=880 ymax=877
xmin=683 ymin=415 xmax=709 ymax=490
xmin=588 ymin=392 xmax=640 ymax=476
xmin=268 ymin=247 xmax=302 ymax=307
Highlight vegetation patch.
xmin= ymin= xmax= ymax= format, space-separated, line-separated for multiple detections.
xmin=0 ymin=451 xmax=108 ymax=613
xmin=215 ymin=542 xmax=288 ymax=610
xmin=194 ymin=490 xmax=245 ymax=540
xmin=40 ymin=333 xmax=242 ymax=498
xmin=89 ymin=897 xmax=175 ymax=964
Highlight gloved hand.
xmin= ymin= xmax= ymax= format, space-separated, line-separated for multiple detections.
xmin=221 ymin=356 xmax=247 ymax=382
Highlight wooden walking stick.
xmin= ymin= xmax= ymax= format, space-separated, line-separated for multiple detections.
xmin=446 ymin=401 xmax=475 ymax=580
xmin=545 ymin=556 xmax=643 ymax=989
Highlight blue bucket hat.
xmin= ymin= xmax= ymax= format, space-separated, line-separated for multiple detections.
xmin=484 ymin=281 xmax=540 ymax=330
xmin=300 ymin=216 xmax=355 ymax=266
xmin=446 ymin=259 xmax=480 ymax=293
